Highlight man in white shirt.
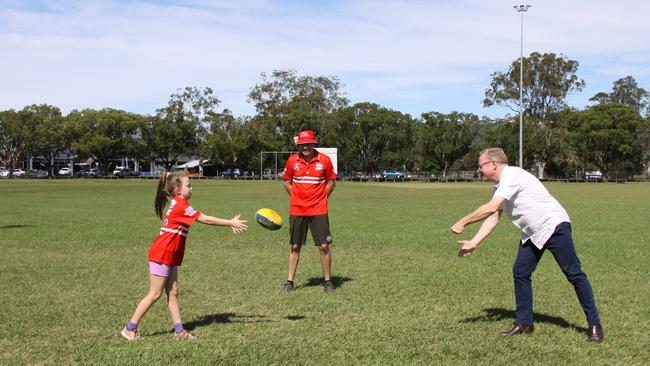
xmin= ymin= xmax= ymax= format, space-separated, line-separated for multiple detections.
xmin=451 ymin=148 xmax=603 ymax=342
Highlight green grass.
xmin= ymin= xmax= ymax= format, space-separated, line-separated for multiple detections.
xmin=1 ymin=180 xmax=649 ymax=365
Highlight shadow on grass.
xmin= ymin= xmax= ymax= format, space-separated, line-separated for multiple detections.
xmin=149 ymin=312 xmax=296 ymax=335
xmin=0 ymin=224 xmax=29 ymax=230
xmin=460 ymin=307 xmax=588 ymax=333
xmin=285 ymin=315 xmax=306 ymax=321
xmin=300 ymin=275 xmax=353 ymax=290
xmin=185 ymin=312 xmax=272 ymax=330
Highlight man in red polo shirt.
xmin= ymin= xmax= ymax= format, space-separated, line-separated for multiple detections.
xmin=281 ymin=130 xmax=337 ymax=294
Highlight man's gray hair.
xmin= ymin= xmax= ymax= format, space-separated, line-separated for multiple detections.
xmin=479 ymin=148 xmax=508 ymax=165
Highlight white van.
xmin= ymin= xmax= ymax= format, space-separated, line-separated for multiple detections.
xmin=113 ymin=166 xmax=133 ymax=177
xmin=585 ymin=171 xmax=603 ymax=180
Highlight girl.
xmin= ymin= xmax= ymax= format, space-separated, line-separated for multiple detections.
xmin=121 ymin=170 xmax=248 ymax=341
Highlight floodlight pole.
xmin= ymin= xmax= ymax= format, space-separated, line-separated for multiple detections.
xmin=514 ymin=4 xmax=530 ymax=168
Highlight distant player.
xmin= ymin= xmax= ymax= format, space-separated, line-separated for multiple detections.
xmin=451 ymin=148 xmax=603 ymax=342
xmin=281 ymin=130 xmax=337 ymax=294
xmin=121 ymin=170 xmax=247 ymax=341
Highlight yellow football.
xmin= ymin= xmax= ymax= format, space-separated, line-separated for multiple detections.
xmin=255 ymin=208 xmax=283 ymax=230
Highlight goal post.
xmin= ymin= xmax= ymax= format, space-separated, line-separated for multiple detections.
xmin=259 ymin=148 xmax=338 ymax=181
xmin=259 ymin=151 xmax=293 ymax=181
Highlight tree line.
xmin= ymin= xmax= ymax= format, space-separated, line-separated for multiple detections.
xmin=1 ymin=52 xmax=649 ymax=179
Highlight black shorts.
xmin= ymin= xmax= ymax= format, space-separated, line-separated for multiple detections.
xmin=289 ymin=215 xmax=333 ymax=246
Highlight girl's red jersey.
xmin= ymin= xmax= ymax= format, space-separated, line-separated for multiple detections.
xmin=148 ymin=196 xmax=201 ymax=266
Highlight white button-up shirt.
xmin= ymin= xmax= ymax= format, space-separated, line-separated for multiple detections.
xmin=493 ymin=166 xmax=570 ymax=249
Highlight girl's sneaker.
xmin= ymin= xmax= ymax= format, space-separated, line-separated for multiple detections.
xmin=324 ymin=281 xmax=335 ymax=294
xmin=174 ymin=329 xmax=196 ymax=341
xmin=280 ymin=281 xmax=294 ymax=293
xmin=121 ymin=327 xmax=143 ymax=341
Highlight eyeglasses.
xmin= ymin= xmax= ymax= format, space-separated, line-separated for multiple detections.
xmin=477 ymin=160 xmax=495 ymax=170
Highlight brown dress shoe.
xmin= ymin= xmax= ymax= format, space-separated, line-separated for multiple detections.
xmin=588 ymin=324 xmax=604 ymax=342
xmin=501 ymin=324 xmax=534 ymax=336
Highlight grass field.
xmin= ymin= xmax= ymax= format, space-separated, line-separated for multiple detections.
xmin=1 ymin=179 xmax=649 ymax=365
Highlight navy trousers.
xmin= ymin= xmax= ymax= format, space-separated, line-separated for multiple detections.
xmin=513 ymin=222 xmax=601 ymax=326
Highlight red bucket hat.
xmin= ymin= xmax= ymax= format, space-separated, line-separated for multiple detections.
xmin=295 ymin=130 xmax=318 ymax=145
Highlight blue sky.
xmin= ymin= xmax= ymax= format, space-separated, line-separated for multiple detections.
xmin=1 ymin=0 xmax=649 ymax=119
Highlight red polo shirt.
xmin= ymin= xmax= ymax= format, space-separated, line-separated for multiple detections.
xmin=148 ymin=196 xmax=201 ymax=266
xmin=283 ymin=150 xmax=336 ymax=216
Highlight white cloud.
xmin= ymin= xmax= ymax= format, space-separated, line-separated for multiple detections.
xmin=0 ymin=0 xmax=649 ymax=118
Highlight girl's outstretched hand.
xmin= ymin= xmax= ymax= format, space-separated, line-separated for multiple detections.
xmin=230 ymin=214 xmax=248 ymax=234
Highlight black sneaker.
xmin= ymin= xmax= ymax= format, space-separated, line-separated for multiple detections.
xmin=323 ymin=281 xmax=335 ymax=294
xmin=281 ymin=281 xmax=294 ymax=293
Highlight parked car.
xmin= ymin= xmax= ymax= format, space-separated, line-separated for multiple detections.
xmin=26 ymin=169 xmax=48 ymax=178
xmin=88 ymin=168 xmax=103 ymax=177
xmin=58 ymin=167 xmax=72 ymax=176
xmin=76 ymin=168 xmax=101 ymax=177
xmin=113 ymin=166 xmax=134 ymax=177
xmin=262 ymin=171 xmax=279 ymax=179
xmin=1 ymin=168 xmax=26 ymax=177
xmin=12 ymin=168 xmax=26 ymax=177
xmin=585 ymin=171 xmax=603 ymax=180
xmin=138 ymin=170 xmax=161 ymax=178
xmin=381 ymin=170 xmax=404 ymax=179
xmin=220 ymin=168 xmax=241 ymax=178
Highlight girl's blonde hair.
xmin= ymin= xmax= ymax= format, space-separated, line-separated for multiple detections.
xmin=154 ymin=170 xmax=189 ymax=219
